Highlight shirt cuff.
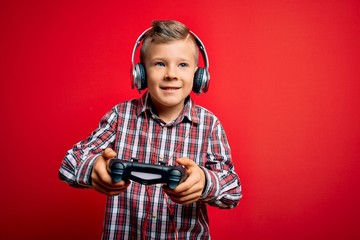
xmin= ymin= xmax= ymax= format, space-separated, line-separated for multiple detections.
xmin=76 ymin=153 xmax=101 ymax=187
xmin=199 ymin=166 xmax=219 ymax=201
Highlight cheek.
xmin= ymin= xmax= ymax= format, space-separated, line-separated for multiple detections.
xmin=146 ymin=72 xmax=161 ymax=85
xmin=186 ymin=73 xmax=195 ymax=86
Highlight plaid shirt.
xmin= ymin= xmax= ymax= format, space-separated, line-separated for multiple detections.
xmin=59 ymin=92 xmax=241 ymax=239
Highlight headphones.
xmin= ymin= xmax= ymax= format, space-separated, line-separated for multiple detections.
xmin=131 ymin=28 xmax=210 ymax=94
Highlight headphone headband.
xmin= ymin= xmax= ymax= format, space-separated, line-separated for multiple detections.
xmin=131 ymin=27 xmax=210 ymax=94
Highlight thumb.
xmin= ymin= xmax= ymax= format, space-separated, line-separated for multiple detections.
xmin=102 ymin=148 xmax=117 ymax=160
xmin=176 ymin=157 xmax=195 ymax=168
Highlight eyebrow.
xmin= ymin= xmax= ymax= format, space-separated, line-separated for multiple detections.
xmin=148 ymin=55 xmax=194 ymax=62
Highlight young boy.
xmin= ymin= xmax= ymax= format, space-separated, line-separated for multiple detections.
xmin=59 ymin=20 xmax=241 ymax=239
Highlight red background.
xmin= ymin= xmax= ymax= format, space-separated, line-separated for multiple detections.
xmin=1 ymin=0 xmax=360 ymax=239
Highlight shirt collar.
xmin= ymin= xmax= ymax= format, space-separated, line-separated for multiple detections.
xmin=137 ymin=91 xmax=199 ymax=125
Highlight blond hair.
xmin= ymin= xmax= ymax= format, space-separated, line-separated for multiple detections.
xmin=140 ymin=20 xmax=199 ymax=64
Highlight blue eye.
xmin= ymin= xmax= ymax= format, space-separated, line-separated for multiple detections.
xmin=155 ymin=62 xmax=165 ymax=67
xmin=179 ymin=63 xmax=188 ymax=67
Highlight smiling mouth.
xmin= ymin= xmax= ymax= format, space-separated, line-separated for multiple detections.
xmin=161 ymin=87 xmax=180 ymax=90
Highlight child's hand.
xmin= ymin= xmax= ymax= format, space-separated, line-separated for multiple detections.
xmin=163 ymin=157 xmax=206 ymax=205
xmin=91 ymin=148 xmax=130 ymax=196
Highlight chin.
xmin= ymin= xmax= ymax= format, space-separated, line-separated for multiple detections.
xmin=162 ymin=100 xmax=183 ymax=107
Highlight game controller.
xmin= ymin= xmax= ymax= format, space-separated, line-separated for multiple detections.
xmin=109 ymin=158 xmax=187 ymax=189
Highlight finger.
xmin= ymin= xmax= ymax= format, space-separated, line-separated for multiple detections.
xmin=102 ymin=148 xmax=117 ymax=159
xmin=168 ymin=170 xmax=202 ymax=194
xmin=166 ymin=183 xmax=202 ymax=198
xmin=167 ymin=181 xmax=192 ymax=194
xmin=92 ymin=181 xmax=128 ymax=196
xmin=92 ymin=174 xmax=130 ymax=193
xmin=95 ymin=178 xmax=130 ymax=190
xmin=103 ymin=148 xmax=117 ymax=173
xmin=176 ymin=157 xmax=195 ymax=168
xmin=166 ymin=192 xmax=201 ymax=205
xmin=93 ymin=169 xmax=129 ymax=190
xmin=92 ymin=161 xmax=129 ymax=189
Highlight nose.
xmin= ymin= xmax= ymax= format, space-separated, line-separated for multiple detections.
xmin=164 ymin=65 xmax=177 ymax=80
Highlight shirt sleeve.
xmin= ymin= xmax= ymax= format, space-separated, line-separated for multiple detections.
xmin=58 ymin=107 xmax=119 ymax=188
xmin=199 ymin=120 xmax=242 ymax=209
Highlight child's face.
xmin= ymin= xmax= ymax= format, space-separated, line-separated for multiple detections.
xmin=144 ymin=39 xmax=197 ymax=115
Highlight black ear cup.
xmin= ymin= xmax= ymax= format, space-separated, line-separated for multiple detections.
xmin=193 ymin=68 xmax=204 ymax=94
xmin=193 ymin=67 xmax=209 ymax=94
xmin=133 ymin=63 xmax=147 ymax=90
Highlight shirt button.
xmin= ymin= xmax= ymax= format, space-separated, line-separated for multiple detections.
xmin=152 ymin=212 xmax=157 ymax=219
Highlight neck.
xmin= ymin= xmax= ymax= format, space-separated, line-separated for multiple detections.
xmin=157 ymin=105 xmax=184 ymax=123
xmin=150 ymin=101 xmax=184 ymax=123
